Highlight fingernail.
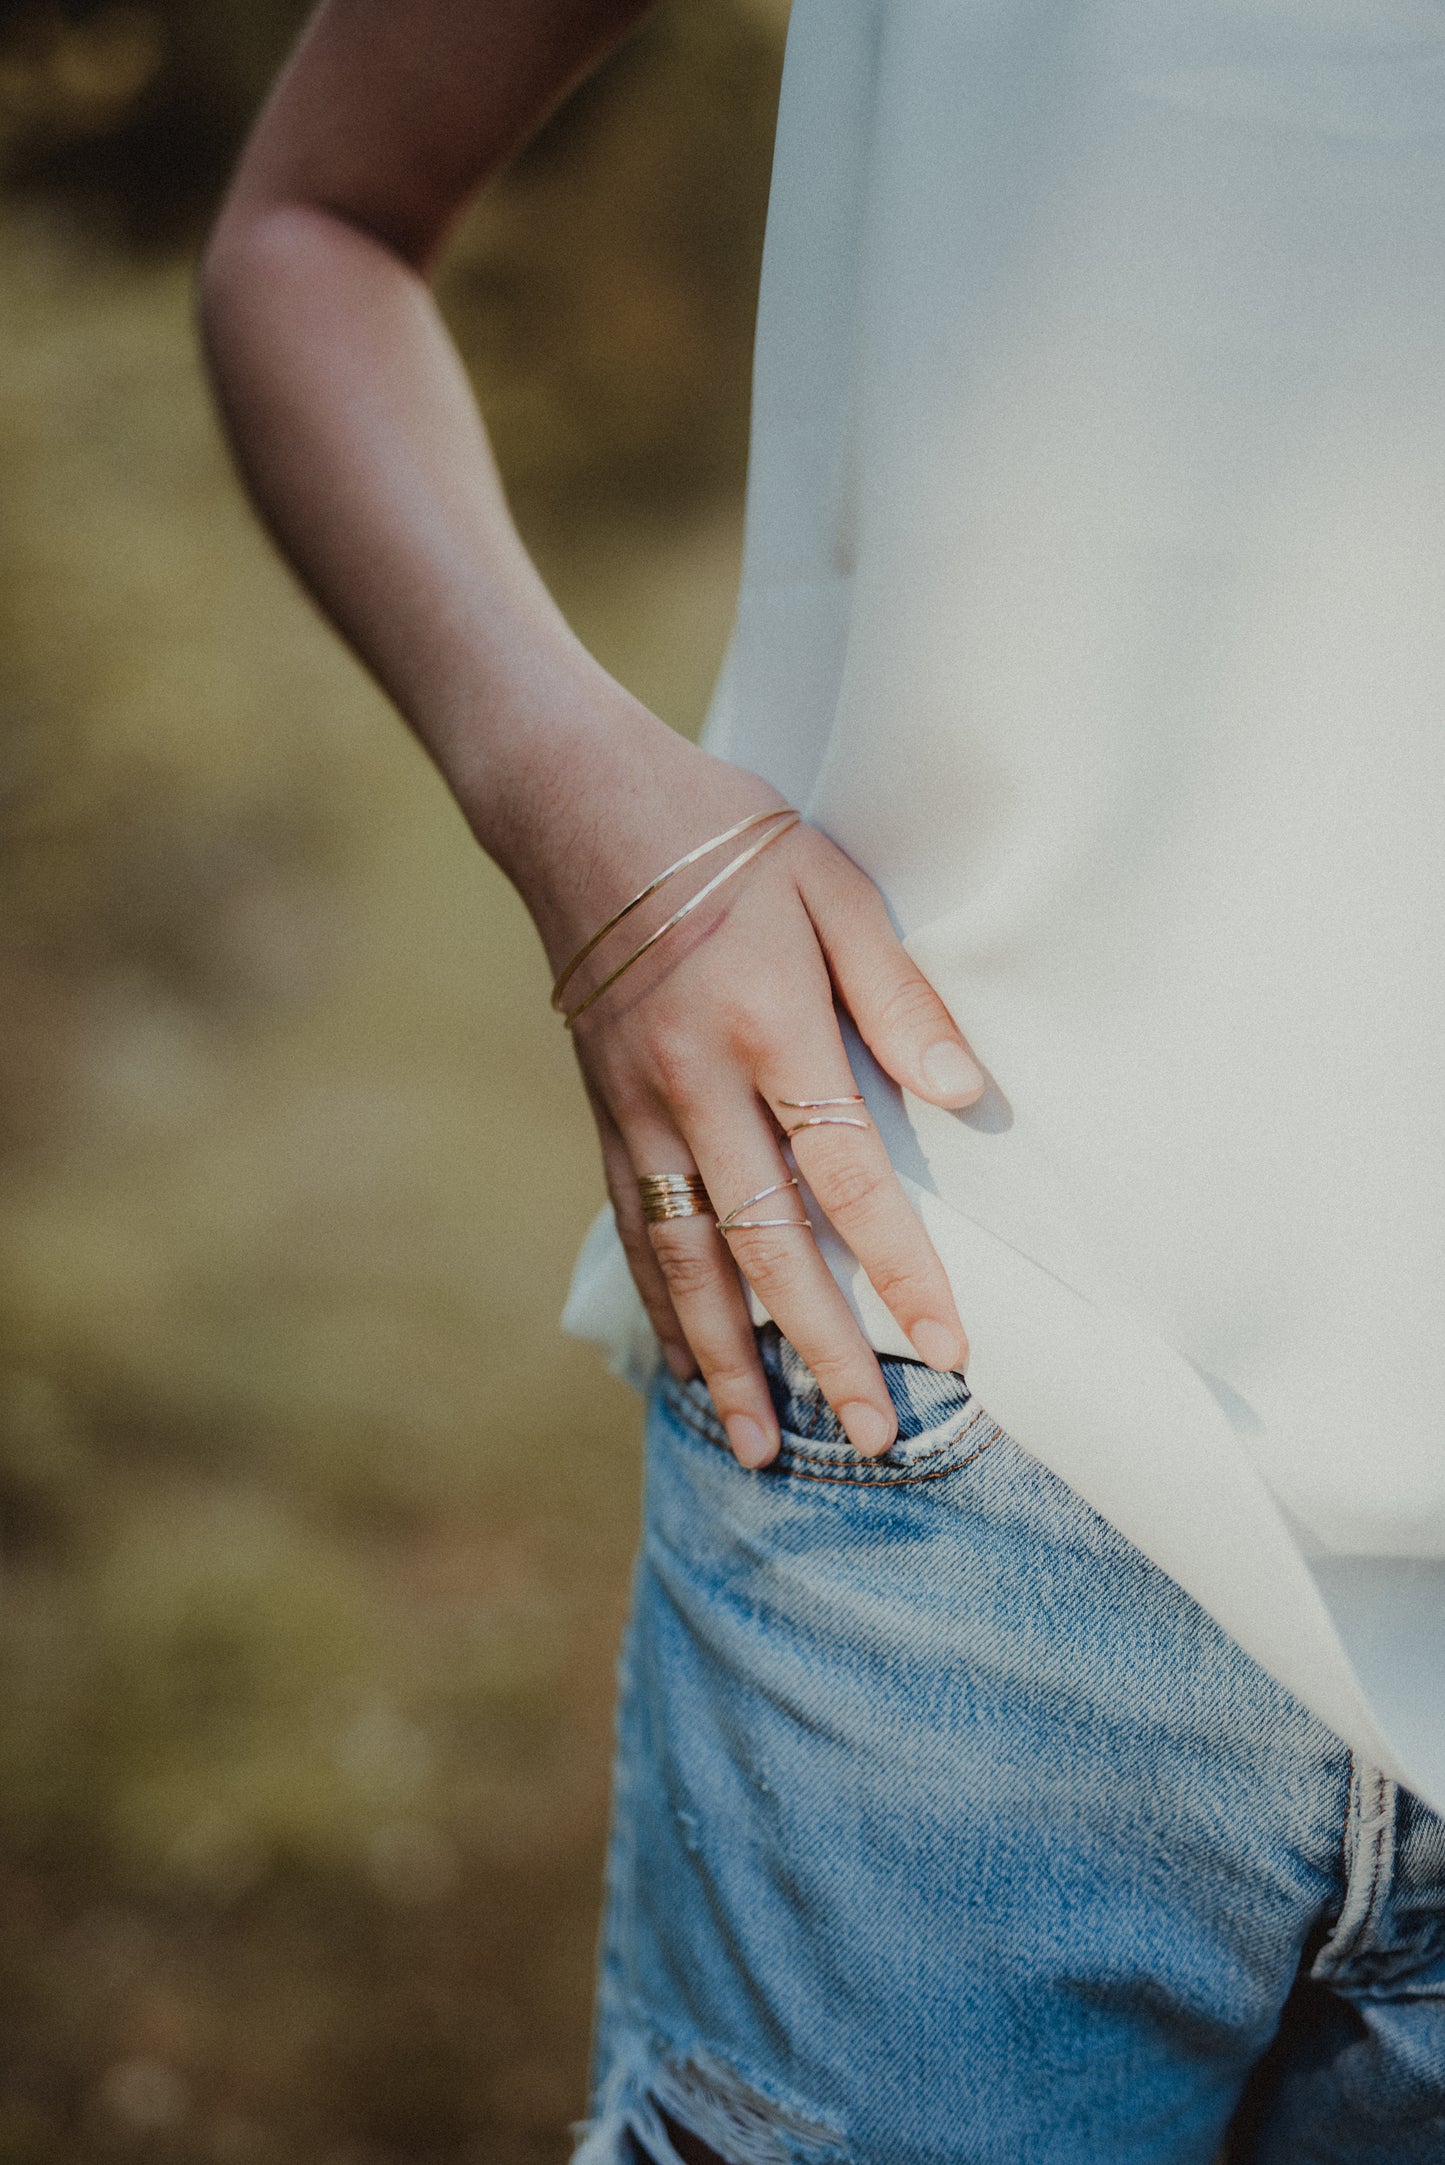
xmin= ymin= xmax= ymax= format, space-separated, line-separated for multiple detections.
xmin=922 ymin=1042 xmax=985 ymax=1103
xmin=725 ymin=1414 xmax=774 ymax=1469
xmin=910 ymin=1319 xmax=961 ymax=1371
xmin=839 ymin=1401 xmax=895 ymax=1458
xmin=662 ymin=1342 xmax=696 ymax=1382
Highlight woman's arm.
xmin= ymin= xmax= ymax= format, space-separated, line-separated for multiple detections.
xmin=201 ymin=0 xmax=987 ymax=1470
xmin=199 ymin=0 xmax=659 ymax=915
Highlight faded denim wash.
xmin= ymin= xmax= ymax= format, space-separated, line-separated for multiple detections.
xmin=574 ymin=1328 xmax=1445 ymax=2165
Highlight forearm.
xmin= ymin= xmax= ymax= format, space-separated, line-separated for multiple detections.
xmin=198 ymin=0 xmax=988 ymax=1463
xmin=202 ymin=210 xmax=640 ymax=894
xmin=198 ymin=0 xmax=661 ymax=942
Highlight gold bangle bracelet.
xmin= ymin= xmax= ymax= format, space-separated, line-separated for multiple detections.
xmin=550 ymin=806 xmax=798 ymax=1015
xmin=561 ymin=812 xmax=800 ymax=1027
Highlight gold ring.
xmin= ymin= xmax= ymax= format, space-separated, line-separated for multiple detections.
xmin=637 ymin=1172 xmax=714 ymax=1224
xmin=717 ymin=1177 xmax=814 ymax=1235
xmin=777 ymin=1093 xmax=869 ymax=1139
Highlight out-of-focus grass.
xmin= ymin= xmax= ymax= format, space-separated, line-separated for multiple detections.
xmin=0 ymin=6 xmax=785 ymax=2158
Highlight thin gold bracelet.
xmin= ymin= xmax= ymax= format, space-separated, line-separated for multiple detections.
xmin=550 ymin=805 xmax=797 ymax=1015
xmin=560 ymin=812 xmax=800 ymax=1027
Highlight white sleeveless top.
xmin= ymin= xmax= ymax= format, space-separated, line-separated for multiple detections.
xmin=565 ymin=0 xmax=1445 ymax=1811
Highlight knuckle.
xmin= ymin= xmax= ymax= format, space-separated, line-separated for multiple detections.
xmin=710 ymin=983 xmax=775 ymax=1046
xmin=640 ymin=1019 xmax=706 ymax=1108
xmin=810 ymin=1152 xmax=891 ymax=1219
xmin=725 ymin=997 xmax=809 ymax=1077
xmin=723 ymin=1000 xmax=779 ymax=1060
xmin=863 ymin=1252 xmax=928 ymax=1309
xmin=725 ymin=1227 xmax=808 ymax=1298
xmin=647 ymin=1222 xmax=724 ymax=1299
xmin=795 ymin=1346 xmax=876 ymax=1405
xmin=874 ymin=971 xmax=949 ymax=1040
xmin=699 ymin=1352 xmax=762 ymax=1405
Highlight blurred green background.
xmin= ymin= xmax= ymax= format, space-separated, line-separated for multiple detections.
xmin=0 ymin=3 xmax=787 ymax=2158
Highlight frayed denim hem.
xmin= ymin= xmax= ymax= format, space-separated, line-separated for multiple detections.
xmin=572 ymin=2038 xmax=847 ymax=2165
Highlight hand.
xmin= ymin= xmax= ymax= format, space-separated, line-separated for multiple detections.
xmin=537 ymin=709 xmax=986 ymax=1470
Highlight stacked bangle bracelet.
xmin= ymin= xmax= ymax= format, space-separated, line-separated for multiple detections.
xmin=551 ymin=805 xmax=800 ymax=1027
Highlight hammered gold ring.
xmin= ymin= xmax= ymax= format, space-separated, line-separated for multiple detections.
xmin=637 ymin=1173 xmax=714 ymax=1225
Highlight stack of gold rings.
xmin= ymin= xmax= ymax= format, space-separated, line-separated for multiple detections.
xmin=636 ymin=1095 xmax=871 ymax=1237
xmin=636 ymin=1172 xmax=714 ymax=1224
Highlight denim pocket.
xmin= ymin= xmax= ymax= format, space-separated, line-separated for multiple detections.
xmin=660 ymin=1324 xmax=1005 ymax=1489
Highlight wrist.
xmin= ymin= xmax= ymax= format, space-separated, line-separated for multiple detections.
xmin=436 ymin=654 xmax=694 ymax=950
xmin=441 ymin=663 xmax=790 ymax=978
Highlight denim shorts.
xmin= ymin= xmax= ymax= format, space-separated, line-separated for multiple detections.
xmin=574 ymin=1328 xmax=1445 ymax=2165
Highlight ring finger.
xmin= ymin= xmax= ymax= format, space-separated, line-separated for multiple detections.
xmin=622 ymin=1120 xmax=782 ymax=1469
xmin=589 ymin=1094 xmax=696 ymax=1383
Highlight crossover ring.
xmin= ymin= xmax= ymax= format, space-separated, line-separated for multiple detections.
xmin=716 ymin=1177 xmax=814 ymax=1236
xmin=777 ymin=1093 xmax=870 ymax=1140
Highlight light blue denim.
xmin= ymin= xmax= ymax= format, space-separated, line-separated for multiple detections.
xmin=574 ymin=1328 xmax=1445 ymax=2164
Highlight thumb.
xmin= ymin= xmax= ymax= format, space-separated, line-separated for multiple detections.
xmin=804 ymin=868 xmax=987 ymax=1110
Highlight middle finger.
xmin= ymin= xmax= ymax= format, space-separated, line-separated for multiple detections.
xmin=757 ymin=1055 xmax=969 ymax=1377
xmin=687 ymin=1096 xmax=901 ymax=1458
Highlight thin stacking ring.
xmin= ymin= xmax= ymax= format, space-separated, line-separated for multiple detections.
xmin=560 ymin=812 xmax=800 ymax=1027
xmin=778 ymin=1093 xmax=869 ymax=1139
xmin=716 ymin=1177 xmax=814 ymax=1235
xmin=637 ymin=1172 xmax=714 ymax=1224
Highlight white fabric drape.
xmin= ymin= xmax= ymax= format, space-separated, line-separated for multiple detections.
xmin=566 ymin=0 xmax=1445 ymax=1808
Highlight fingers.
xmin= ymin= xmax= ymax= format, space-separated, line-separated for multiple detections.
xmin=681 ymin=1099 xmax=901 ymax=1460
xmin=572 ymin=823 xmax=984 ymax=1469
xmin=646 ymin=1216 xmax=784 ymax=1469
xmin=797 ymin=844 xmax=988 ymax=1109
xmin=590 ymin=1098 xmax=696 ymax=1383
xmin=619 ymin=1115 xmax=783 ymax=1469
xmin=757 ymin=1057 xmax=970 ymax=1379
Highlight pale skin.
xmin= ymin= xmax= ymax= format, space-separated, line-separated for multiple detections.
xmin=200 ymin=0 xmax=988 ymax=1476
